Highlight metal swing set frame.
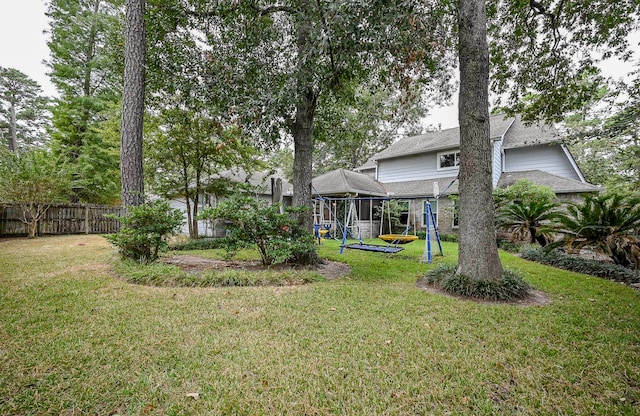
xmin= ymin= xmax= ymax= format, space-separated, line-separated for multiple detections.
xmin=313 ymin=178 xmax=456 ymax=263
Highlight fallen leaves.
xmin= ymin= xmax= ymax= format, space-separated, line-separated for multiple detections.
xmin=185 ymin=392 xmax=200 ymax=400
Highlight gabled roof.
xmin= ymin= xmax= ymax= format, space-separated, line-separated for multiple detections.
xmin=312 ymin=168 xmax=388 ymax=197
xmin=370 ymin=114 xmax=515 ymax=161
xmin=497 ymin=170 xmax=601 ymax=194
xmin=502 ymin=117 xmax=560 ymax=149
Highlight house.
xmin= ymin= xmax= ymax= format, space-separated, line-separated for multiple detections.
xmin=312 ymin=114 xmax=600 ymax=237
xmin=170 ymin=169 xmax=293 ymax=237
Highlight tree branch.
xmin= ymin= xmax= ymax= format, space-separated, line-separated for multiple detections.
xmin=250 ymin=4 xmax=295 ymax=15
xmin=186 ymin=2 xmax=294 ymax=18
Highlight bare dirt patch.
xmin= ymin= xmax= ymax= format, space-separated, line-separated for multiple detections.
xmin=415 ymin=277 xmax=552 ymax=306
xmin=161 ymin=255 xmax=351 ymax=280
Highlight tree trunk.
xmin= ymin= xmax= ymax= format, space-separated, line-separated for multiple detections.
xmin=120 ymin=0 xmax=146 ymax=207
xmin=185 ymin=193 xmax=194 ymax=238
xmin=191 ymin=193 xmax=200 ymax=239
xmin=290 ymin=0 xmax=321 ymax=264
xmin=192 ymin=169 xmax=201 ymax=239
xmin=8 ymin=101 xmax=17 ymax=152
xmin=456 ymin=0 xmax=503 ymax=280
xmin=292 ymin=88 xmax=316 ymax=232
xmin=292 ymin=0 xmax=316 ymax=234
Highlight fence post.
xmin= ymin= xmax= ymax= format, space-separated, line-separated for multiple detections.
xmin=85 ymin=205 xmax=90 ymax=234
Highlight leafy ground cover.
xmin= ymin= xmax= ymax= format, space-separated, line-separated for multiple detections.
xmin=1 ymin=235 xmax=639 ymax=415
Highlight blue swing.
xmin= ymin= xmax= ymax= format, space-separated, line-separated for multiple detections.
xmin=339 ymin=200 xmax=404 ymax=254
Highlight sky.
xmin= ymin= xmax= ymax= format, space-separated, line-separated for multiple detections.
xmin=0 ymin=1 xmax=637 ymax=129
xmin=0 ymin=0 xmax=56 ymax=96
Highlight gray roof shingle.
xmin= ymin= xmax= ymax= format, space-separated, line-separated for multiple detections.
xmin=383 ymin=176 xmax=459 ymax=198
xmin=497 ymin=170 xmax=601 ymax=194
xmin=312 ymin=168 xmax=388 ymax=196
xmin=370 ymin=114 xmax=515 ymax=161
xmin=502 ymin=117 xmax=560 ymax=149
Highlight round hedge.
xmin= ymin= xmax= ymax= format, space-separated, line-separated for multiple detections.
xmin=425 ymin=263 xmax=531 ymax=301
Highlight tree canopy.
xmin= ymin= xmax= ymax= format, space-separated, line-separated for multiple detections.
xmin=0 ymin=67 xmax=50 ymax=152
xmin=46 ymin=0 xmax=124 ymax=204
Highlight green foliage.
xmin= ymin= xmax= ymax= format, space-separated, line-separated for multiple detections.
xmin=566 ymin=74 xmax=640 ymax=190
xmin=313 ymin=80 xmax=428 ymax=174
xmin=169 ymin=238 xmax=225 ymax=251
xmin=111 ymin=258 xmax=325 ymax=287
xmin=495 ymin=179 xmax=560 ymax=246
xmin=489 ymin=1 xmax=640 ymax=123
xmin=497 ymin=199 xmax=560 ymax=246
xmin=47 ymin=0 xmax=123 ymax=204
xmin=493 ymin=179 xmax=556 ymax=209
xmin=266 ymin=148 xmax=294 ymax=183
xmin=520 ymin=246 xmax=640 ymax=285
xmin=424 ymin=263 xmax=531 ymax=301
xmin=0 ymin=67 xmax=51 ymax=152
xmin=375 ymin=200 xmax=407 ymax=234
xmin=552 ymin=192 xmax=640 ymax=268
xmin=105 ymin=200 xmax=184 ymax=263
xmin=145 ymin=107 xmax=260 ymax=238
xmin=0 ymin=149 xmax=72 ymax=237
xmin=497 ymin=239 xmax=521 ymax=253
xmin=416 ymin=231 xmax=458 ymax=242
xmin=199 ymin=194 xmax=317 ymax=266
xmin=439 ymin=233 xmax=459 ymax=242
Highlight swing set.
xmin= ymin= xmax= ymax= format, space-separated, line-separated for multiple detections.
xmin=313 ymin=178 xmax=456 ymax=263
xmin=313 ymin=194 xmax=443 ymax=261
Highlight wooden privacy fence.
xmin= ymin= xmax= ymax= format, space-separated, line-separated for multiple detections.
xmin=0 ymin=203 xmax=125 ymax=237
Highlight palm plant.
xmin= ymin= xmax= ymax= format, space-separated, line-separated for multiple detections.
xmin=553 ymin=193 xmax=640 ymax=268
xmin=497 ymin=199 xmax=560 ymax=246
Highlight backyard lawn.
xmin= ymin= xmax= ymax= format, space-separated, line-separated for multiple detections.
xmin=1 ymin=235 xmax=638 ymax=415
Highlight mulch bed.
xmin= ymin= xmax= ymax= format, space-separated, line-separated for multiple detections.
xmin=161 ymin=255 xmax=351 ymax=280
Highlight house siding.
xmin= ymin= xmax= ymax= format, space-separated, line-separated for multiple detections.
xmin=504 ymin=145 xmax=580 ymax=180
xmin=377 ymin=153 xmax=458 ymax=183
xmin=169 ymin=197 xmax=217 ymax=237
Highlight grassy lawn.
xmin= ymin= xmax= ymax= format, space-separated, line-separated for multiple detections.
xmin=1 ymin=235 xmax=639 ymax=415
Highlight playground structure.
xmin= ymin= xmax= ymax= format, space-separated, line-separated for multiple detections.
xmin=313 ymin=195 xmax=443 ymax=262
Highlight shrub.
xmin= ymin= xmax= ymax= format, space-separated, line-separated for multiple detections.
xmin=497 ymin=239 xmax=521 ymax=253
xmin=493 ymin=178 xmax=556 ymax=209
xmin=425 ymin=263 xmax=531 ymax=301
xmin=552 ymin=192 xmax=640 ymax=268
xmin=520 ymin=246 xmax=640 ymax=285
xmin=496 ymin=199 xmax=560 ymax=246
xmin=416 ymin=232 xmax=458 ymax=242
xmin=169 ymin=237 xmax=225 ymax=251
xmin=198 ymin=194 xmax=317 ymax=266
xmin=105 ymin=200 xmax=184 ymax=263
xmin=440 ymin=233 xmax=459 ymax=242
xmin=0 ymin=149 xmax=72 ymax=238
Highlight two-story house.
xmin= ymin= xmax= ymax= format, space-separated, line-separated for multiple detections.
xmin=312 ymin=114 xmax=600 ymax=237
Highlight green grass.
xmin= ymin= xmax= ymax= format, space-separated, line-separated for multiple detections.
xmin=1 ymin=235 xmax=639 ymax=415
xmin=111 ymin=258 xmax=326 ymax=287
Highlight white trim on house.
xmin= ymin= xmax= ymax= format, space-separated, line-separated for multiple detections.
xmin=436 ymin=149 xmax=460 ymax=171
xmin=560 ymin=144 xmax=587 ymax=183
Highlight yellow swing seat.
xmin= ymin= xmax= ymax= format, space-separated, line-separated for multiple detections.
xmin=377 ymin=234 xmax=419 ymax=244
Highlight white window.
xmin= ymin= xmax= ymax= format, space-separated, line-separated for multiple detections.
xmin=437 ymin=150 xmax=460 ymax=171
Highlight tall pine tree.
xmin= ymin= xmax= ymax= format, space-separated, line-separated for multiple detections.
xmin=46 ymin=0 xmax=124 ymax=204
xmin=0 ymin=67 xmax=50 ymax=152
